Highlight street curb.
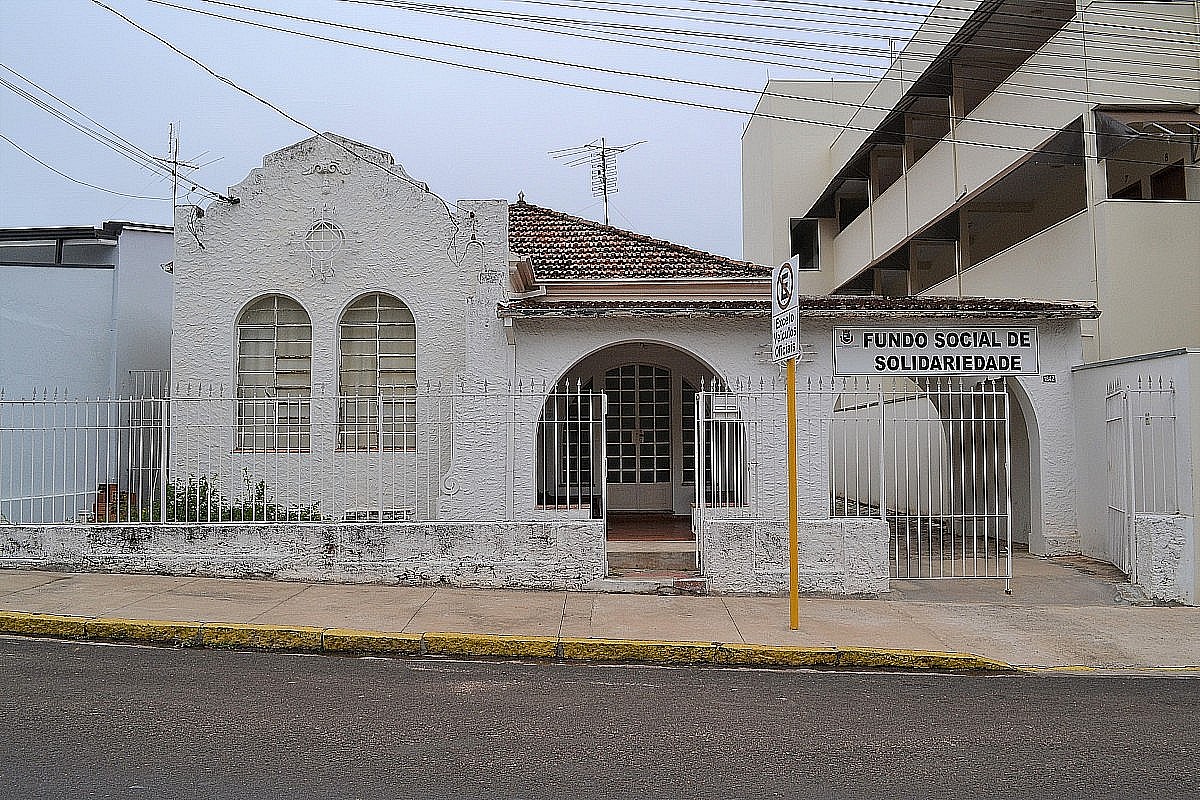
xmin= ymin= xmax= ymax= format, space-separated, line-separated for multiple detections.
xmin=0 ymin=610 xmax=1013 ymax=673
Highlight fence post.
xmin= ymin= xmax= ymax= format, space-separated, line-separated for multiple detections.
xmin=158 ymin=397 xmax=169 ymax=523
xmin=878 ymin=386 xmax=887 ymax=523
xmin=1123 ymin=387 xmax=1137 ymax=584
xmin=377 ymin=394 xmax=385 ymax=521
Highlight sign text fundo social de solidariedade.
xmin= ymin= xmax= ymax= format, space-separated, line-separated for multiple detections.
xmin=833 ymin=327 xmax=1039 ymax=376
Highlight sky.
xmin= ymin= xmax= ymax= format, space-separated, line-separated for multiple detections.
xmin=0 ymin=0 xmax=911 ymax=259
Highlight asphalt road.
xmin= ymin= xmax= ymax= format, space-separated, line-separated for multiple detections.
xmin=1 ymin=637 xmax=1197 ymax=800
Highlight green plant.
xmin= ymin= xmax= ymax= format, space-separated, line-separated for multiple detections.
xmin=138 ymin=472 xmax=324 ymax=523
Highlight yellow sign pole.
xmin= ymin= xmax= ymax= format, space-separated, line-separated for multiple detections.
xmin=786 ymin=357 xmax=799 ymax=630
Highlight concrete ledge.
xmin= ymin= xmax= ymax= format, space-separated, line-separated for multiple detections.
xmin=0 ymin=613 xmax=1014 ymax=673
xmin=323 ymin=628 xmax=423 ymax=656
xmin=0 ymin=611 xmax=87 ymax=639
xmin=424 ymin=632 xmax=559 ymax=659
xmin=86 ymin=617 xmax=202 ymax=646
xmin=199 ymin=622 xmax=324 ymax=651
xmin=834 ymin=646 xmax=1010 ymax=672
xmin=561 ymin=637 xmax=721 ymax=666
xmin=718 ymin=643 xmax=839 ymax=668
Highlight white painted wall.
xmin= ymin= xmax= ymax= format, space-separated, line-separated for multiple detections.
xmin=0 ymin=520 xmax=606 ymax=590
xmin=0 ymin=265 xmax=116 ymax=395
xmin=171 ymin=134 xmax=506 ymax=396
xmin=112 ymin=226 xmax=174 ymax=395
xmin=1073 ymin=348 xmax=1198 ymax=603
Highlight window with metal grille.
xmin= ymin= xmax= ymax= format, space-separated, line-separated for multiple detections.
xmin=338 ymin=292 xmax=416 ymax=450
xmin=235 ymin=295 xmax=312 ymax=451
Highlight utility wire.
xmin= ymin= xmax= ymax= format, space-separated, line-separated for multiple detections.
xmin=0 ymin=132 xmax=172 ymax=200
xmin=167 ymin=0 xmax=1138 ymax=139
xmin=142 ymin=0 xmax=1196 ymax=166
xmin=0 ymin=62 xmax=232 ymax=201
xmin=86 ymin=0 xmax=484 ymax=264
xmin=345 ymin=0 xmax=1200 ymax=97
xmin=363 ymin=0 xmax=1200 ymax=64
xmin=508 ymin=0 xmax=1200 ymax=31
xmin=489 ymin=0 xmax=1197 ymax=61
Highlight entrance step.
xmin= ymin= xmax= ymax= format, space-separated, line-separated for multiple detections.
xmin=587 ymin=569 xmax=708 ymax=596
xmin=606 ymin=540 xmax=698 ymax=571
xmin=607 ymin=550 xmax=698 ymax=571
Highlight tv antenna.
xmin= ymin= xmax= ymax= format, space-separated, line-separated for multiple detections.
xmin=549 ymin=138 xmax=645 ymax=225
xmin=158 ymin=123 xmax=221 ymax=207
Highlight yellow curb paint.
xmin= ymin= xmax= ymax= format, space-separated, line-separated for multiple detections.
xmin=0 ymin=610 xmax=1017 ymax=673
xmin=835 ymin=646 xmax=1011 ymax=672
xmin=559 ymin=637 xmax=720 ymax=666
xmin=199 ymin=622 xmax=324 ymax=651
xmin=322 ymin=628 xmax=422 ymax=656
xmin=1022 ymin=664 xmax=1200 ymax=676
xmin=86 ymin=617 xmax=202 ymax=646
xmin=717 ymin=643 xmax=839 ymax=668
xmin=0 ymin=611 xmax=88 ymax=639
xmin=423 ymin=632 xmax=559 ymax=659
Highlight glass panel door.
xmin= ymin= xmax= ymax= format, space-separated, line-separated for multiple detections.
xmin=604 ymin=364 xmax=672 ymax=511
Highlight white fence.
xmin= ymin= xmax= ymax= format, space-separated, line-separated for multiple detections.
xmin=1105 ymin=377 xmax=1179 ymax=580
xmin=696 ymin=377 xmax=1013 ymax=584
xmin=0 ymin=385 xmax=604 ymax=526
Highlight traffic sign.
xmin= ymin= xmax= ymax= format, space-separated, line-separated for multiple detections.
xmin=771 ymin=257 xmax=800 ymax=364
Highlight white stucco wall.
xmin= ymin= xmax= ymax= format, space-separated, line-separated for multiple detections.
xmin=1133 ymin=514 xmax=1195 ymax=605
xmin=112 ymin=227 xmax=175 ymax=394
xmin=0 ymin=265 xmax=116 ymax=395
xmin=0 ymin=521 xmax=606 ymax=590
xmin=701 ymin=515 xmax=890 ymax=594
xmin=171 ymin=134 xmax=507 ymax=396
xmin=1073 ymin=349 xmax=1198 ymax=603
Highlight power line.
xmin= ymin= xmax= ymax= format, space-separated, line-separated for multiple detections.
xmin=0 ymin=131 xmax=172 ymax=200
xmin=528 ymin=0 xmax=1200 ymax=31
xmin=134 ymin=0 xmax=1196 ymax=166
xmin=164 ymin=0 xmax=1062 ymax=136
xmin=0 ymin=62 xmax=233 ymax=202
xmin=86 ymin=0 xmax=489 ymax=266
xmin=362 ymin=0 xmax=1200 ymax=65
xmin=344 ymin=0 xmax=1200 ymax=99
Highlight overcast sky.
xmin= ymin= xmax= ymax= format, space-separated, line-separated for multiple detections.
xmin=0 ymin=0 xmax=913 ymax=259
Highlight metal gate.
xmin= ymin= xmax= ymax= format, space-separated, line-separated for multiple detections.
xmin=695 ymin=377 xmax=1014 ymax=588
xmin=535 ymin=386 xmax=607 ymax=520
xmin=1105 ymin=383 xmax=1135 ymax=578
xmin=830 ymin=377 xmax=1012 ymax=586
xmin=1105 ymin=377 xmax=1179 ymax=580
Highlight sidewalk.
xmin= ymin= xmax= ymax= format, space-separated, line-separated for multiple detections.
xmin=3 ymin=559 xmax=1199 ymax=673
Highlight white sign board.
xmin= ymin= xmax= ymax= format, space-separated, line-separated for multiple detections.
xmin=771 ymin=257 xmax=800 ymax=363
xmin=833 ymin=327 xmax=1040 ymax=376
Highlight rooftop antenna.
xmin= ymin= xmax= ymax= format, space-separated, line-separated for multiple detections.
xmin=549 ymin=138 xmax=645 ymax=225
xmin=160 ymin=123 xmax=200 ymax=207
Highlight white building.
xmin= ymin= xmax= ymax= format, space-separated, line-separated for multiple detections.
xmin=0 ymin=221 xmax=173 ymax=397
xmin=2 ymin=131 xmax=1140 ymax=599
xmin=742 ymin=0 xmax=1199 ymax=363
xmin=742 ymin=0 xmax=1199 ymax=601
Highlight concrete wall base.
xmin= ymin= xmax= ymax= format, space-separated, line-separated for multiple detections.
xmin=701 ymin=516 xmax=890 ymax=594
xmin=0 ymin=521 xmax=607 ymax=590
xmin=1133 ymin=514 xmax=1195 ymax=605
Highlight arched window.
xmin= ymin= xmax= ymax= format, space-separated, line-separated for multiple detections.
xmin=338 ymin=293 xmax=416 ymax=450
xmin=235 ymin=295 xmax=311 ymax=451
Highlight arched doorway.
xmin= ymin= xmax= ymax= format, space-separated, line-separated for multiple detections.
xmin=828 ymin=376 xmax=1035 ymax=589
xmin=544 ymin=342 xmax=720 ymax=554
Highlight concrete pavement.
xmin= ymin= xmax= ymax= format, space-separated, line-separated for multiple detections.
xmin=1 ymin=554 xmax=1198 ymax=672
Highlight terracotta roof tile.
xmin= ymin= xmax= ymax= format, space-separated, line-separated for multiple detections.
xmin=508 ymin=200 xmax=770 ymax=280
xmin=498 ymin=296 xmax=1101 ymax=319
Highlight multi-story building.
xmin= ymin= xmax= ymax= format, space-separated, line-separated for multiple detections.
xmin=743 ymin=0 xmax=1200 ymax=363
